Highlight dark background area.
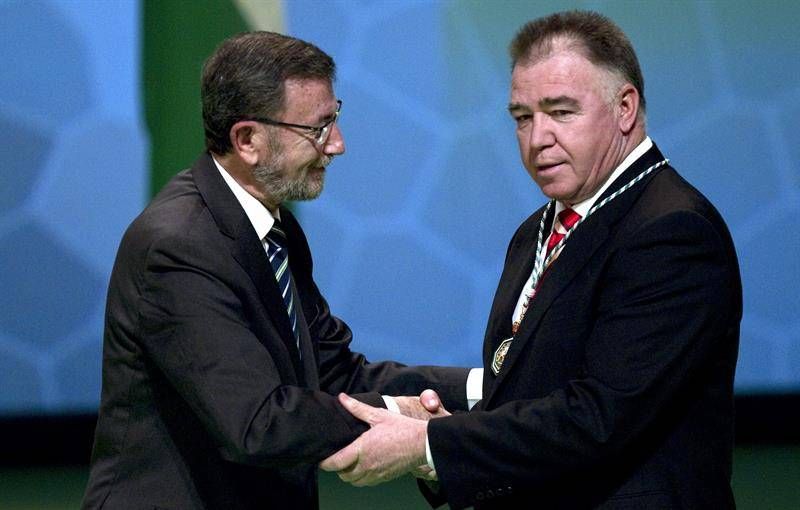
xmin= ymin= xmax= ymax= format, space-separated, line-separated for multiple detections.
xmin=1 ymin=394 xmax=799 ymax=508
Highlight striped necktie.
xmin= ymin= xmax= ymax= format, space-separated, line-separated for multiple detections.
xmin=265 ymin=221 xmax=299 ymax=349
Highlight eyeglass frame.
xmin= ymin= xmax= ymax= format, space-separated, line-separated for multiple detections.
xmin=245 ymin=99 xmax=342 ymax=145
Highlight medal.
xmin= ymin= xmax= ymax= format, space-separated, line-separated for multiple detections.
xmin=492 ymin=158 xmax=669 ymax=376
xmin=491 ymin=338 xmax=513 ymax=375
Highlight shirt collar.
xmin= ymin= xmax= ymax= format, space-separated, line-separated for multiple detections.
xmin=556 ymin=136 xmax=653 ymax=218
xmin=212 ymin=156 xmax=279 ymax=240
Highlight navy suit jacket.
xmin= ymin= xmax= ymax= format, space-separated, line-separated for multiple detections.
xmin=426 ymin=144 xmax=741 ymax=509
xmin=82 ymin=153 xmax=469 ymax=509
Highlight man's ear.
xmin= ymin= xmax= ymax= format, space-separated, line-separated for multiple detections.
xmin=229 ymin=121 xmax=262 ymax=166
xmin=617 ymin=83 xmax=640 ymax=134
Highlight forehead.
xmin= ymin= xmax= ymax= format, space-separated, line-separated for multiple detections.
xmin=281 ymin=78 xmax=336 ymax=118
xmin=510 ymin=50 xmax=605 ymax=105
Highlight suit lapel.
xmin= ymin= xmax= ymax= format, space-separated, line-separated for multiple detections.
xmin=483 ymin=205 xmax=554 ymax=363
xmin=191 ymin=154 xmax=304 ymax=379
xmin=292 ymin=285 xmax=320 ymax=390
xmin=485 ymin=145 xmax=668 ymax=404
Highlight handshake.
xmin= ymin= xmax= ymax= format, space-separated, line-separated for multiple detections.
xmin=320 ymin=389 xmax=449 ymax=486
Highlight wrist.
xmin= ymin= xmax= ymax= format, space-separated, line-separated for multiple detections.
xmin=413 ymin=420 xmax=429 ymax=467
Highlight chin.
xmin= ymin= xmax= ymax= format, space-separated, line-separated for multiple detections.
xmin=308 ymin=176 xmax=324 ymax=196
xmin=307 ymin=187 xmax=323 ymax=200
xmin=299 ymin=181 xmax=325 ymax=201
xmin=542 ymin=188 xmax=565 ymax=201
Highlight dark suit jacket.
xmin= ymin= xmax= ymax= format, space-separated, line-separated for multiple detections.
xmin=426 ymin=144 xmax=741 ymax=509
xmin=82 ymin=153 xmax=469 ymax=509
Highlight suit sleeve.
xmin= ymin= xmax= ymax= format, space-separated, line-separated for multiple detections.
xmin=427 ymin=210 xmax=740 ymax=508
xmin=309 ymin=289 xmax=470 ymax=413
xmin=279 ymin=208 xmax=470 ymax=413
xmin=136 ymin=234 xmax=374 ymax=467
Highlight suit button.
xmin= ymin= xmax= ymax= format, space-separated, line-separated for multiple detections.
xmin=496 ymin=487 xmax=503 ymax=496
xmin=507 ymin=485 xmax=513 ymax=494
xmin=475 ymin=492 xmax=484 ymax=501
xmin=486 ymin=490 xmax=495 ymax=499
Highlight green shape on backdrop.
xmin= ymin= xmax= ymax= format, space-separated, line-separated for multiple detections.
xmin=144 ymin=0 xmax=249 ymax=196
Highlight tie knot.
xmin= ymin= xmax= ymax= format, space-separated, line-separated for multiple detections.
xmin=557 ymin=208 xmax=581 ymax=231
xmin=267 ymin=221 xmax=287 ymax=241
xmin=265 ymin=223 xmax=289 ymax=256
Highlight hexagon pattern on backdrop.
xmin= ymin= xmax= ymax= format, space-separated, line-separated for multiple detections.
xmin=288 ymin=0 xmax=800 ymax=390
xmin=0 ymin=0 xmax=147 ymax=414
xmin=1 ymin=0 xmax=798 ymax=415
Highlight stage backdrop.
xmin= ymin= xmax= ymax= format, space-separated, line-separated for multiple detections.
xmin=0 ymin=0 xmax=797 ymax=416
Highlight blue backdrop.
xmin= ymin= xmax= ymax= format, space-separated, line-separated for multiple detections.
xmin=0 ymin=0 xmax=146 ymax=413
xmin=0 ymin=0 xmax=797 ymax=415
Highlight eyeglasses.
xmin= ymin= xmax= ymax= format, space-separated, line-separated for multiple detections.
xmin=247 ymin=100 xmax=342 ymax=145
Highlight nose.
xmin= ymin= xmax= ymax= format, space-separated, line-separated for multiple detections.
xmin=529 ymin=113 xmax=554 ymax=151
xmin=323 ymin=123 xmax=345 ymax=156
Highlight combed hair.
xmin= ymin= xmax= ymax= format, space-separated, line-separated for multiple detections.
xmin=509 ymin=10 xmax=646 ymax=112
xmin=201 ymin=31 xmax=335 ymax=154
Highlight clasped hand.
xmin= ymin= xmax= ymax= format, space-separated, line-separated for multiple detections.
xmin=319 ymin=389 xmax=449 ymax=486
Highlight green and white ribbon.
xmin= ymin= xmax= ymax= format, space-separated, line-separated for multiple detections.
xmin=529 ymin=159 xmax=669 ymax=292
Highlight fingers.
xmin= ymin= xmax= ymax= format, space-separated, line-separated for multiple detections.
xmin=419 ymin=389 xmax=441 ymax=413
xmin=330 ymin=442 xmax=377 ymax=487
xmin=336 ymin=458 xmax=390 ymax=488
xmin=411 ymin=464 xmax=438 ymax=481
xmin=393 ymin=396 xmax=430 ymax=420
xmin=420 ymin=389 xmax=450 ymax=417
xmin=324 ymin=416 xmax=430 ymax=488
xmin=338 ymin=393 xmax=381 ymax=425
xmin=319 ymin=441 xmax=359 ymax=472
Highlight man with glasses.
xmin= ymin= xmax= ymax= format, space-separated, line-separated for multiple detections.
xmin=82 ymin=31 xmax=471 ymax=510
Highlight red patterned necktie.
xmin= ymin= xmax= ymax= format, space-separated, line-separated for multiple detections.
xmin=511 ymin=207 xmax=582 ymax=336
xmin=545 ymin=208 xmax=581 ymax=260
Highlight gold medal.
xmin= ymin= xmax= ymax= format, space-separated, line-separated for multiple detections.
xmin=491 ymin=338 xmax=513 ymax=375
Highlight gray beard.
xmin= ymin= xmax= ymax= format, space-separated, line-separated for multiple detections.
xmin=253 ymin=154 xmax=329 ymax=205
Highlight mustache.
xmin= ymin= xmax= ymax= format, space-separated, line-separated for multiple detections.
xmin=316 ymin=155 xmax=333 ymax=168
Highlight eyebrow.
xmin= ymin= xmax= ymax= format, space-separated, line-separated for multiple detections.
xmin=318 ymin=111 xmax=336 ymax=124
xmin=507 ymin=103 xmax=529 ymax=114
xmin=507 ymin=96 xmax=580 ymax=114
xmin=538 ymin=96 xmax=580 ymax=109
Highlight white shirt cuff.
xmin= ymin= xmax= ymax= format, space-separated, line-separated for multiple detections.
xmin=425 ymin=430 xmax=436 ymax=472
xmin=467 ymin=368 xmax=483 ymax=410
xmin=382 ymin=395 xmax=400 ymax=414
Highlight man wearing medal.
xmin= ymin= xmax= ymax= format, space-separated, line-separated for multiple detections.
xmin=321 ymin=10 xmax=742 ymax=509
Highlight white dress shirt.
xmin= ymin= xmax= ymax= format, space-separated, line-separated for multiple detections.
xmin=213 ymin=157 xmax=278 ymax=255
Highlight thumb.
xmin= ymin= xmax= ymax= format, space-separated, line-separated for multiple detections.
xmin=419 ymin=389 xmax=441 ymax=413
xmin=338 ymin=393 xmax=381 ymax=425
